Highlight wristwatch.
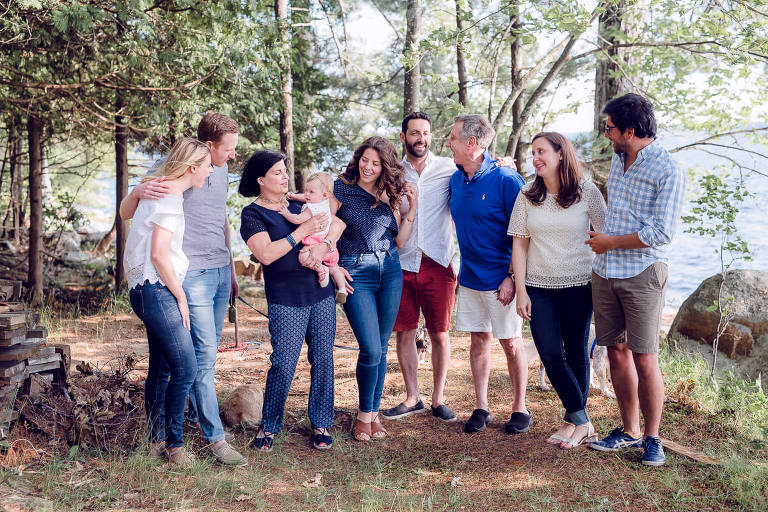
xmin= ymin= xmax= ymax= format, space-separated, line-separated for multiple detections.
xmin=506 ymin=272 xmax=514 ymax=281
xmin=323 ymin=238 xmax=335 ymax=252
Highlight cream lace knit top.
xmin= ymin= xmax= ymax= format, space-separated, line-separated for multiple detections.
xmin=507 ymin=180 xmax=606 ymax=289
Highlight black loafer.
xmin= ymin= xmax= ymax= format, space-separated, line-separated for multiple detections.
xmin=381 ymin=400 xmax=426 ymax=420
xmin=504 ymin=410 xmax=532 ymax=434
xmin=431 ymin=404 xmax=457 ymax=422
xmin=464 ymin=409 xmax=493 ymax=433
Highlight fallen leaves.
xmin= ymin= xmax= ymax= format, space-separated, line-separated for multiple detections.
xmin=302 ymin=473 xmax=322 ymax=488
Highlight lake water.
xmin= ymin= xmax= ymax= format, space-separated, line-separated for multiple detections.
xmin=84 ymin=133 xmax=766 ymax=308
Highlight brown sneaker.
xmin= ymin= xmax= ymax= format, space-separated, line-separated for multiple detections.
xmin=149 ymin=441 xmax=166 ymax=458
xmin=210 ymin=441 xmax=247 ymax=466
xmin=167 ymin=447 xmax=195 ymax=467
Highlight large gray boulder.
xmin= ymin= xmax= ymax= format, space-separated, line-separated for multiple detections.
xmin=669 ymin=270 xmax=768 ymax=382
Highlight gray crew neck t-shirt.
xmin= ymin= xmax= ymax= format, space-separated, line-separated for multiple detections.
xmin=145 ymin=160 xmax=231 ymax=271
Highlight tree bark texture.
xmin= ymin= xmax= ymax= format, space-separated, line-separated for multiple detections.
xmin=509 ymin=6 xmax=524 ymax=168
xmin=593 ymin=0 xmax=647 ymax=131
xmin=27 ymin=114 xmax=43 ymax=305
xmin=114 ymin=92 xmax=129 ymax=289
xmin=455 ymin=0 xmax=468 ymax=107
xmin=275 ymin=0 xmax=296 ymax=191
xmin=292 ymin=0 xmax=313 ymax=192
xmin=4 ymin=117 xmax=23 ymax=243
xmin=403 ymin=0 xmax=422 ymax=115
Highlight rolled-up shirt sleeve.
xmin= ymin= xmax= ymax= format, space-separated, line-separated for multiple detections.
xmin=637 ymin=162 xmax=686 ymax=247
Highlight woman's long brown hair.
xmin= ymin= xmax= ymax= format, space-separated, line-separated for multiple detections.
xmin=523 ymin=132 xmax=583 ymax=208
xmin=340 ymin=136 xmax=405 ymax=210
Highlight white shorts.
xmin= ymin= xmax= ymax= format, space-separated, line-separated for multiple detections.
xmin=455 ymin=285 xmax=523 ymax=339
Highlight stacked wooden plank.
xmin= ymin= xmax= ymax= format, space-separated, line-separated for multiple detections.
xmin=0 ymin=282 xmax=70 ymax=407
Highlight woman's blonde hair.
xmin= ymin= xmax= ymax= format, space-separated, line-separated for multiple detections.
xmin=142 ymin=137 xmax=210 ymax=183
xmin=305 ymin=172 xmax=334 ymax=195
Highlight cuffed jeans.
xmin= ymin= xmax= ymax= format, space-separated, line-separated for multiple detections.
xmin=130 ymin=282 xmax=197 ymax=449
xmin=527 ymin=284 xmax=593 ymax=426
xmin=262 ymin=296 xmax=336 ymax=433
xmin=181 ymin=265 xmax=230 ymax=443
xmin=341 ymin=249 xmax=403 ymax=413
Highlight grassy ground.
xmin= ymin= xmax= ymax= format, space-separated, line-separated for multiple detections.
xmin=1 ymin=292 xmax=766 ymax=511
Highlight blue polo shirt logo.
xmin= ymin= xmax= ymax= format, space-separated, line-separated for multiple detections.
xmin=482 ymin=194 xmax=485 ymax=200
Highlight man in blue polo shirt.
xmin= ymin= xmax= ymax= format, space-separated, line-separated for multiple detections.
xmin=447 ymin=114 xmax=531 ymax=435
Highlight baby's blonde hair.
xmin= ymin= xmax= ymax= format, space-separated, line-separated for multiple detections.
xmin=143 ymin=137 xmax=210 ymax=183
xmin=305 ymin=172 xmax=334 ymax=195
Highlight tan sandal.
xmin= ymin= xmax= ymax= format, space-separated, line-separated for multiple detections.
xmin=352 ymin=419 xmax=371 ymax=441
xmin=371 ymin=414 xmax=388 ymax=440
xmin=559 ymin=422 xmax=597 ymax=449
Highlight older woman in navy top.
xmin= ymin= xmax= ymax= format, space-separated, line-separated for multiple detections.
xmin=239 ymin=150 xmax=347 ymax=451
xmin=335 ymin=136 xmax=417 ymax=442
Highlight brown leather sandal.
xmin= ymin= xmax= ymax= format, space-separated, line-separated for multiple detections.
xmin=371 ymin=414 xmax=388 ymax=440
xmin=352 ymin=419 xmax=371 ymax=441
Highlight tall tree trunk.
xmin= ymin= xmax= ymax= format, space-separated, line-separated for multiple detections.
xmin=455 ymin=0 xmax=468 ymax=107
xmin=292 ymin=0 xmax=313 ymax=191
xmin=593 ymin=0 xmax=648 ymax=182
xmin=3 ymin=117 xmax=23 ymax=243
xmin=275 ymin=0 xmax=296 ymax=191
xmin=509 ymin=4 xmax=524 ymax=168
xmin=27 ymin=114 xmax=44 ymax=305
xmin=115 ymin=92 xmax=129 ymax=289
xmin=403 ymin=0 xmax=422 ymax=115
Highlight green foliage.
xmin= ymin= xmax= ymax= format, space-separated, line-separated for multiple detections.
xmin=682 ymin=173 xmax=753 ymax=267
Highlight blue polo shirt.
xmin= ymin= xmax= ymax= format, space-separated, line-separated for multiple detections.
xmin=449 ymin=152 xmax=524 ymax=291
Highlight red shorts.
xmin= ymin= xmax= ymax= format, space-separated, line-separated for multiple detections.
xmin=393 ymin=256 xmax=457 ymax=333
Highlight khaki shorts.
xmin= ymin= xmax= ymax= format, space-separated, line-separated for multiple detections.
xmin=455 ymin=286 xmax=523 ymax=339
xmin=592 ymin=262 xmax=668 ymax=354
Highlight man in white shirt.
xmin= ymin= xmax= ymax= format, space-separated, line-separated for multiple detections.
xmin=381 ymin=112 xmax=459 ymax=422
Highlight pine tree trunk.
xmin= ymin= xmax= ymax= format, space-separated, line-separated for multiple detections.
xmin=3 ymin=118 xmax=23 ymax=243
xmin=114 ymin=92 xmax=129 ymax=289
xmin=455 ymin=0 xmax=468 ymax=107
xmin=275 ymin=0 xmax=296 ymax=191
xmin=27 ymin=114 xmax=44 ymax=305
xmin=403 ymin=0 xmax=422 ymax=115
xmin=509 ymin=5 xmax=524 ymax=167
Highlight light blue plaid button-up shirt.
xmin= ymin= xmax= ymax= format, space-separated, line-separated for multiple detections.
xmin=593 ymin=139 xmax=686 ymax=279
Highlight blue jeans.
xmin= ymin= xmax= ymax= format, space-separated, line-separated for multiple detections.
xmin=129 ymin=282 xmax=198 ymax=449
xmin=340 ymin=249 xmax=403 ymax=413
xmin=262 ymin=296 xmax=336 ymax=433
xmin=527 ymin=284 xmax=593 ymax=426
xmin=181 ymin=265 xmax=231 ymax=442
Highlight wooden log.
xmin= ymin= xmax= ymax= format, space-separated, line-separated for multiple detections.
xmin=0 ymin=280 xmax=22 ymax=302
xmin=0 ymin=360 xmax=26 ymax=379
xmin=0 ymin=328 xmax=26 ymax=347
xmin=0 ymin=312 xmax=26 ymax=329
xmin=26 ymin=347 xmax=58 ymax=365
xmin=0 ymin=370 xmax=27 ymax=386
xmin=53 ymin=344 xmax=71 ymax=383
xmin=0 ymin=344 xmax=41 ymax=362
xmin=26 ymin=325 xmax=47 ymax=338
xmin=27 ymin=359 xmax=60 ymax=374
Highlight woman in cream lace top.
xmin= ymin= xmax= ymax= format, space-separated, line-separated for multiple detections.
xmin=508 ymin=132 xmax=606 ymax=450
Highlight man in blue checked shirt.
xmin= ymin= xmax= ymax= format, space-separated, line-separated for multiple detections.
xmin=586 ymin=94 xmax=685 ymax=467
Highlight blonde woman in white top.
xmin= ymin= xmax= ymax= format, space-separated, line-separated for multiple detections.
xmin=508 ymin=132 xmax=606 ymax=449
xmin=125 ymin=137 xmax=213 ymax=466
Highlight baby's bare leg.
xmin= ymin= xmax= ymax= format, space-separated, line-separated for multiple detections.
xmin=329 ymin=265 xmax=346 ymax=289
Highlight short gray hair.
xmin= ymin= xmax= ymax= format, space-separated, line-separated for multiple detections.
xmin=454 ymin=114 xmax=495 ymax=150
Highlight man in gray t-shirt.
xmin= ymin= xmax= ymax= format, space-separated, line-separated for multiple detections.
xmin=120 ymin=112 xmax=246 ymax=467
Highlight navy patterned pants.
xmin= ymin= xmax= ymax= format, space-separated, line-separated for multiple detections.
xmin=262 ymin=295 xmax=336 ymax=433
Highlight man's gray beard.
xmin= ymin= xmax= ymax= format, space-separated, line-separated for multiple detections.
xmin=406 ymin=141 xmax=428 ymax=158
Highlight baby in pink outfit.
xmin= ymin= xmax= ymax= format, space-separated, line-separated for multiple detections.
xmin=280 ymin=173 xmax=347 ymax=303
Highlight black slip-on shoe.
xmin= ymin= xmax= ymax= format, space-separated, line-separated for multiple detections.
xmin=504 ymin=410 xmax=532 ymax=434
xmin=380 ymin=400 xmax=426 ymax=420
xmin=431 ymin=404 xmax=457 ymax=422
xmin=464 ymin=409 xmax=493 ymax=433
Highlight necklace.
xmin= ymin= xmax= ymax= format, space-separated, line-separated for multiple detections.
xmin=256 ymin=194 xmax=286 ymax=206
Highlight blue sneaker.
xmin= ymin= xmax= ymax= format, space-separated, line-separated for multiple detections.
xmin=589 ymin=426 xmax=643 ymax=452
xmin=641 ymin=436 xmax=666 ymax=466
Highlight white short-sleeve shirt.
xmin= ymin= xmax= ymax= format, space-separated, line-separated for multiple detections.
xmin=124 ymin=195 xmax=188 ymax=289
